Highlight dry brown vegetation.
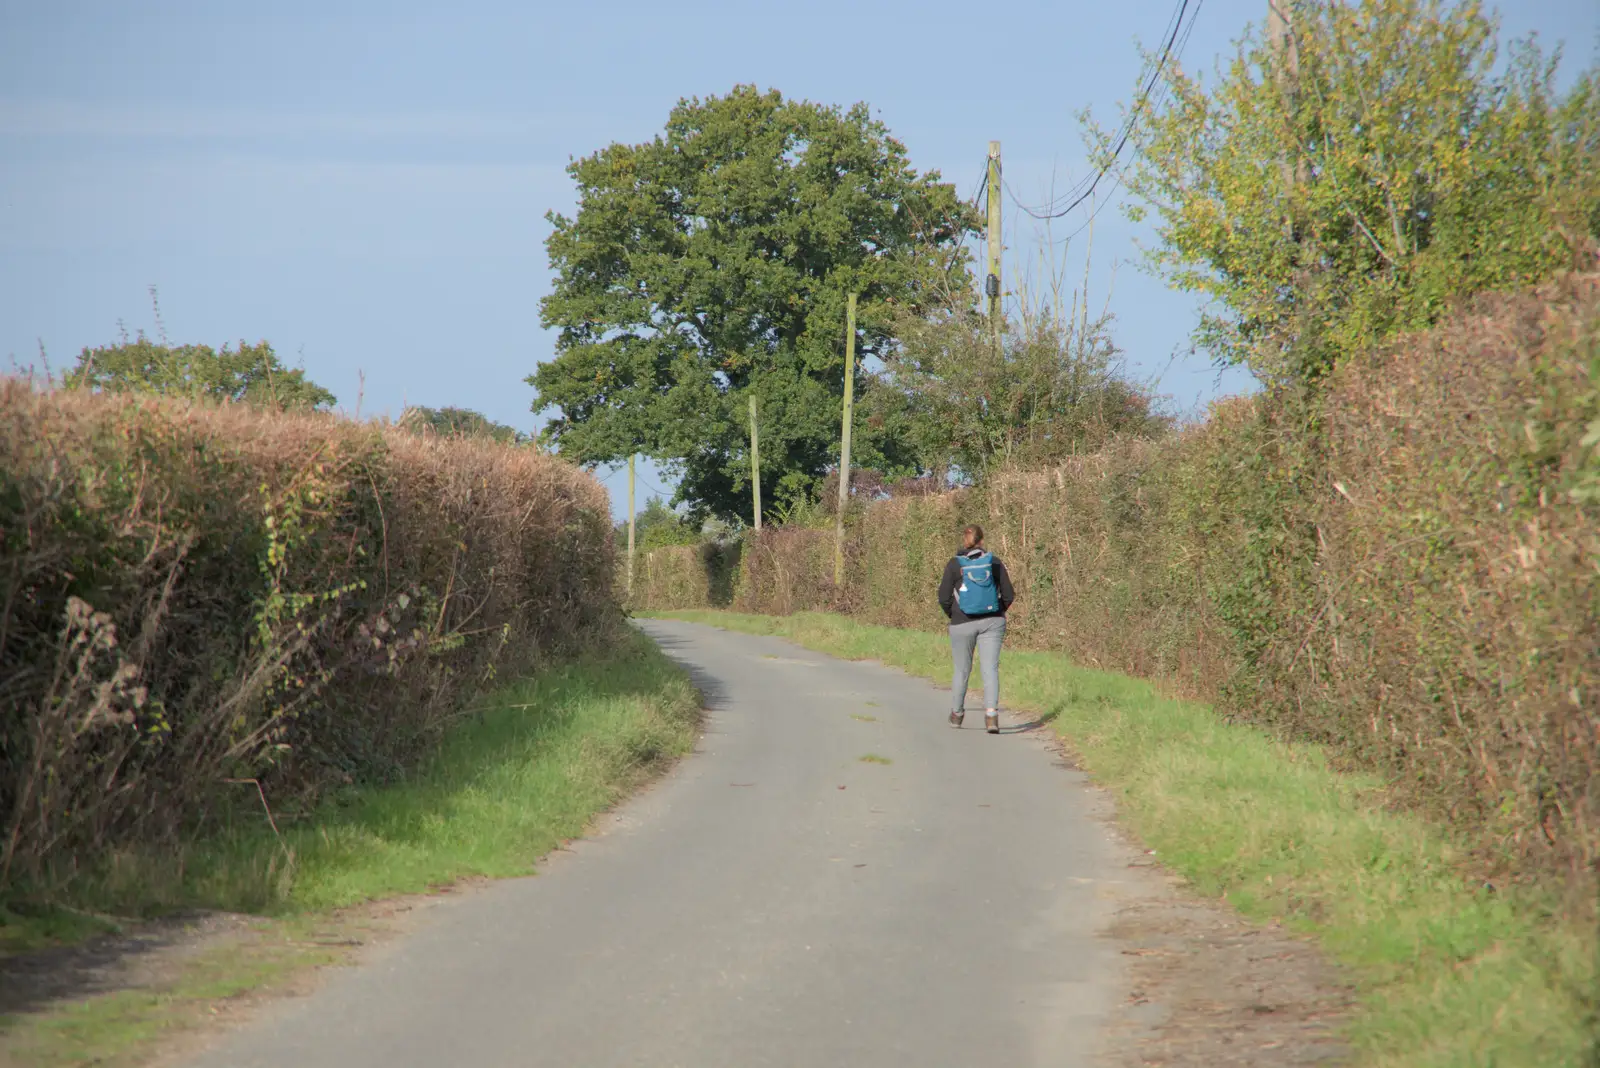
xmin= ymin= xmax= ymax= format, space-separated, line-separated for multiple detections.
xmin=624 ymin=543 xmax=739 ymax=614
xmin=0 ymin=384 xmax=617 ymax=893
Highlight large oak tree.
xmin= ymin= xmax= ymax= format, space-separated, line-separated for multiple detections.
xmin=529 ymin=85 xmax=974 ymax=522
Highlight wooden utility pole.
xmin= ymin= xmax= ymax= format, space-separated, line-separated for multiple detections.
xmin=626 ymin=453 xmax=636 ymax=596
xmin=833 ymin=293 xmax=858 ymax=586
xmin=986 ymin=141 xmax=1003 ymax=352
xmin=1268 ymin=0 xmax=1306 ymax=231
xmin=748 ymin=395 xmax=762 ymax=532
xmin=1267 ymin=0 xmax=1300 ymax=77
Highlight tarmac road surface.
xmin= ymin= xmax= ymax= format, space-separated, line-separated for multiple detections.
xmin=187 ymin=619 xmax=1136 ymax=1067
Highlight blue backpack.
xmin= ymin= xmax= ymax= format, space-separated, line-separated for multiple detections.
xmin=955 ymin=551 xmax=1000 ymax=616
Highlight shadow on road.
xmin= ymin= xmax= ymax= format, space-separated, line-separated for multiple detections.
xmin=998 ymin=720 xmax=1051 ymax=734
xmin=633 ymin=623 xmax=729 ymax=712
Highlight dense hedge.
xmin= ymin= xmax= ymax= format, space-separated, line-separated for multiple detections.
xmin=624 ymin=541 xmax=741 ymax=613
xmin=1 ymin=386 xmax=617 ymax=887
xmin=717 ymin=276 xmax=1600 ymax=883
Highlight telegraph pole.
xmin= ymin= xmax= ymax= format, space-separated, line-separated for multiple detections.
xmin=833 ymin=292 xmax=858 ymax=586
xmin=1267 ymin=0 xmax=1300 ymax=78
xmin=1268 ymin=1 xmax=1305 ymax=232
xmin=986 ymin=141 xmax=1003 ymax=352
xmin=626 ymin=453 xmax=636 ymax=597
xmin=749 ymin=395 xmax=762 ymax=532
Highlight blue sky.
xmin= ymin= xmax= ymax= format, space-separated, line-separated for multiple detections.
xmin=3 ymin=0 xmax=1595 ymax=519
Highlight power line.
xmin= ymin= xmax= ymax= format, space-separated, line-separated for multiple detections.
xmin=599 ymin=461 xmax=674 ymax=502
xmin=635 ymin=471 xmax=675 ymax=500
xmin=1006 ymin=0 xmax=1188 ymax=217
xmin=1005 ymin=0 xmax=1199 ymax=222
xmin=1009 ymin=0 xmax=1191 ymax=218
xmin=965 ymin=164 xmax=989 ymax=217
xmin=1050 ymin=0 xmax=1206 ymax=246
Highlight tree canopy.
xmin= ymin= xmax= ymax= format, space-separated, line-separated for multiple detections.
xmin=869 ymin=299 xmax=1170 ymax=480
xmin=529 ymin=85 xmax=975 ymax=523
xmin=399 ymin=406 xmax=530 ymax=446
xmin=618 ymin=496 xmax=702 ymax=550
xmin=1103 ymin=0 xmax=1600 ymax=383
xmin=65 ymin=337 xmax=336 ymax=411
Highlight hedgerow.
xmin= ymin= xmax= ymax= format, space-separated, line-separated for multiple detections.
xmin=0 ymin=385 xmax=616 ymax=891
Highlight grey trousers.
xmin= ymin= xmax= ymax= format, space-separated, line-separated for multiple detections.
xmin=949 ymin=615 xmax=1006 ymax=712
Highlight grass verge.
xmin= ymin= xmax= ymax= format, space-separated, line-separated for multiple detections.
xmin=651 ymin=609 xmax=1597 ymax=1068
xmin=0 ymin=626 xmax=699 ymax=1066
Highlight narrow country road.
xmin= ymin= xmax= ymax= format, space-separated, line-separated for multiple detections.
xmin=189 ymin=620 xmax=1143 ymax=1067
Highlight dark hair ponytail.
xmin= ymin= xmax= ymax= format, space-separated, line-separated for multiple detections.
xmin=962 ymin=524 xmax=984 ymax=549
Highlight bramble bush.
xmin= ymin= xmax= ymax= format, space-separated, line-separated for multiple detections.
xmin=0 ymin=384 xmax=616 ymax=892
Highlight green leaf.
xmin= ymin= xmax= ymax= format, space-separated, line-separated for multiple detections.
xmin=529 ymin=86 xmax=977 ymax=522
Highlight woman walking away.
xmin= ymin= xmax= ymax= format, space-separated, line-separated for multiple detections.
xmin=938 ymin=524 xmax=1015 ymax=733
